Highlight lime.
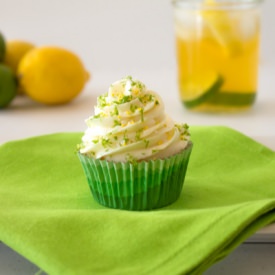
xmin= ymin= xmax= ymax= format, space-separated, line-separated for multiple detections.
xmin=180 ymin=71 xmax=223 ymax=109
xmin=192 ymin=91 xmax=256 ymax=112
xmin=206 ymin=91 xmax=256 ymax=106
xmin=0 ymin=64 xmax=17 ymax=108
xmin=18 ymin=46 xmax=90 ymax=105
xmin=0 ymin=32 xmax=6 ymax=62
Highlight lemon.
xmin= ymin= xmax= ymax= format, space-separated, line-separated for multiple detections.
xmin=18 ymin=46 xmax=90 ymax=105
xmin=180 ymin=71 xmax=223 ymax=108
xmin=4 ymin=40 xmax=35 ymax=73
xmin=0 ymin=32 xmax=6 ymax=62
xmin=0 ymin=64 xmax=17 ymax=108
xmin=201 ymin=0 xmax=242 ymax=56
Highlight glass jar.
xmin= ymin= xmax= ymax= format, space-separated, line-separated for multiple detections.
xmin=172 ymin=0 xmax=263 ymax=112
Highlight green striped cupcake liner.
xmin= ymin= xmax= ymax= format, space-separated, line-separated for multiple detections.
xmin=78 ymin=142 xmax=193 ymax=211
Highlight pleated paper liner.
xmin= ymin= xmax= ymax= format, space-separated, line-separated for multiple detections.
xmin=78 ymin=141 xmax=193 ymax=211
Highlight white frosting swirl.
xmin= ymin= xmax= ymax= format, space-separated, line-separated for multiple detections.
xmin=79 ymin=76 xmax=190 ymax=162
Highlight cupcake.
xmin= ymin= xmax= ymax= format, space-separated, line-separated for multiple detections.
xmin=78 ymin=76 xmax=192 ymax=210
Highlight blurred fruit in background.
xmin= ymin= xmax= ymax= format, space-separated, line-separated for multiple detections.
xmin=4 ymin=40 xmax=35 ymax=94
xmin=0 ymin=64 xmax=17 ymax=108
xmin=4 ymin=40 xmax=35 ymax=73
xmin=0 ymin=32 xmax=6 ymax=62
xmin=18 ymin=46 xmax=90 ymax=105
xmin=0 ymin=30 xmax=90 ymax=108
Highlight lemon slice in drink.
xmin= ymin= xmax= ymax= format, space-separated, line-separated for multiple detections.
xmin=201 ymin=0 xmax=242 ymax=57
xmin=180 ymin=71 xmax=223 ymax=109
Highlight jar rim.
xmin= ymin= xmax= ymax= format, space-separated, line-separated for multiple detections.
xmin=172 ymin=0 xmax=264 ymax=9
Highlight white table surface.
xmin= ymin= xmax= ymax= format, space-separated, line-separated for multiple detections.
xmin=1 ymin=0 xmax=275 ymax=273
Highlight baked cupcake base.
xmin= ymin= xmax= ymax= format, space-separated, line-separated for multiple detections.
xmin=78 ymin=141 xmax=193 ymax=211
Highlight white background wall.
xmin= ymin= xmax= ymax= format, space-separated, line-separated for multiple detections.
xmin=1 ymin=0 xmax=274 ymax=78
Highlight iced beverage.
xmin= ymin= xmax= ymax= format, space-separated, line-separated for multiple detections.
xmin=173 ymin=0 xmax=262 ymax=112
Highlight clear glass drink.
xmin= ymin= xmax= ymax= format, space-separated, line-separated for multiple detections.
xmin=172 ymin=0 xmax=263 ymax=112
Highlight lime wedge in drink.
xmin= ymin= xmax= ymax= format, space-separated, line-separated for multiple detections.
xmin=206 ymin=91 xmax=256 ymax=106
xmin=180 ymin=71 xmax=223 ymax=109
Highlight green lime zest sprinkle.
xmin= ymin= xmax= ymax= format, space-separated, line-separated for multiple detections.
xmin=114 ymin=105 xmax=119 ymax=115
xmin=113 ymin=120 xmax=121 ymax=127
xmin=137 ymin=93 xmax=156 ymax=104
xmin=85 ymin=151 xmax=95 ymax=158
xmin=113 ymin=95 xmax=133 ymax=105
xmin=175 ymin=123 xmax=190 ymax=134
xmin=98 ymin=93 xmax=108 ymax=108
xmin=101 ymin=138 xmax=112 ymax=148
xmin=124 ymin=76 xmax=145 ymax=91
xmin=130 ymin=104 xmax=138 ymax=113
xmin=135 ymin=128 xmax=143 ymax=141
xmin=144 ymin=139 xmax=149 ymax=148
xmin=175 ymin=123 xmax=190 ymax=140
xmin=126 ymin=153 xmax=138 ymax=164
xmin=140 ymin=107 xmax=144 ymax=122
xmin=123 ymin=131 xmax=129 ymax=145
xmin=93 ymin=114 xmax=101 ymax=119
xmin=110 ymin=105 xmax=119 ymax=116
xmin=76 ymin=143 xmax=84 ymax=153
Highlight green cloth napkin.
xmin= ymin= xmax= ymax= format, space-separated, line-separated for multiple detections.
xmin=1 ymin=126 xmax=275 ymax=275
